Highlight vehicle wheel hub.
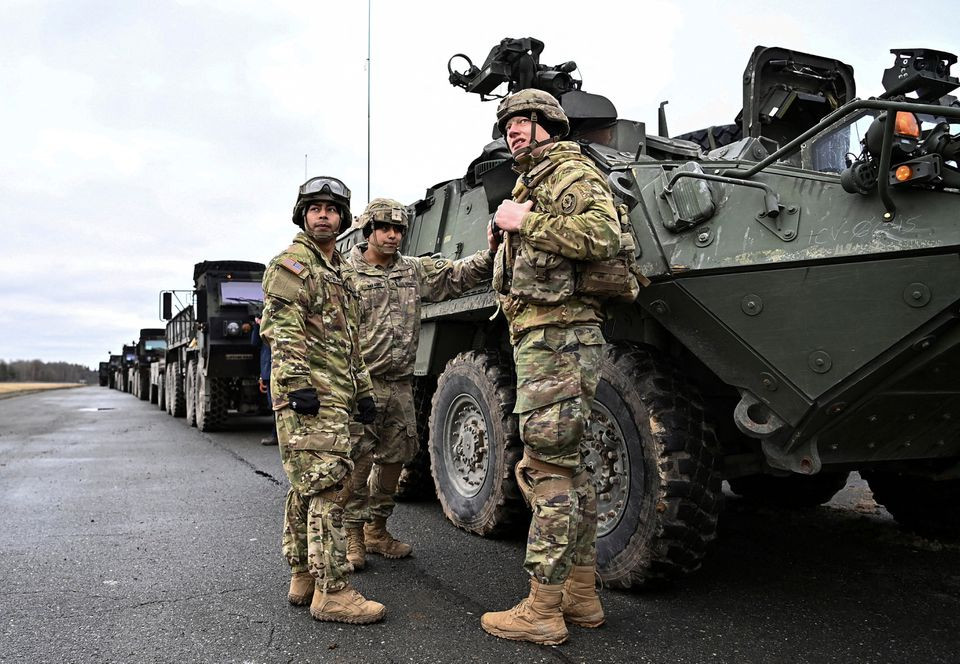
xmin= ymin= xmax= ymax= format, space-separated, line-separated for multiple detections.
xmin=584 ymin=402 xmax=631 ymax=537
xmin=444 ymin=393 xmax=489 ymax=498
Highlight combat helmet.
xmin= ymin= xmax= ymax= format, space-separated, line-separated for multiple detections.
xmin=496 ymin=89 xmax=570 ymax=138
xmin=291 ymin=176 xmax=353 ymax=231
xmin=357 ymin=198 xmax=409 ymax=238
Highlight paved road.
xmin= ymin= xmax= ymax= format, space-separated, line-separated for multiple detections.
xmin=1 ymin=387 xmax=958 ymax=663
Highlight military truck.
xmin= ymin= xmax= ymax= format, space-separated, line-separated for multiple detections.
xmin=130 ymin=328 xmax=165 ymax=401
xmin=106 ymin=354 xmax=122 ymax=390
xmin=98 ymin=361 xmax=110 ymax=387
xmin=368 ymin=39 xmax=960 ymax=589
xmin=150 ymin=355 xmax=166 ymax=410
xmin=119 ymin=343 xmax=137 ymax=393
xmin=161 ymin=260 xmax=268 ymax=431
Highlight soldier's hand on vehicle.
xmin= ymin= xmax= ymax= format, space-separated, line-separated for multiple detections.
xmin=493 ymin=199 xmax=533 ymax=233
xmin=354 ymin=396 xmax=377 ymax=424
xmin=289 ymin=387 xmax=320 ymax=416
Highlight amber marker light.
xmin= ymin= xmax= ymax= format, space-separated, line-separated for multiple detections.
xmin=895 ymin=112 xmax=921 ymax=138
xmin=241 ymin=322 xmax=252 ymax=334
xmin=895 ymin=165 xmax=914 ymax=182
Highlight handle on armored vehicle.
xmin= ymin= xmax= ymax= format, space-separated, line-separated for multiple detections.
xmin=725 ymin=99 xmax=960 ymax=222
xmin=665 ymin=170 xmax=781 ymax=219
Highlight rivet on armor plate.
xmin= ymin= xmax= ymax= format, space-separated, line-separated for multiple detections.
xmin=759 ymin=372 xmax=778 ymax=392
xmin=808 ymin=350 xmax=833 ymax=374
xmin=903 ymin=283 xmax=931 ymax=308
xmin=741 ymin=294 xmax=763 ymax=316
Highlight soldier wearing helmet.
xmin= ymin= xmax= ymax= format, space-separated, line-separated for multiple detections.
xmin=260 ymin=176 xmax=385 ymax=625
xmin=481 ymin=90 xmax=621 ymax=645
xmin=341 ymin=197 xmax=498 ymax=571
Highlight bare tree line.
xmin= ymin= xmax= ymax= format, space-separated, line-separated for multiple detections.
xmin=0 ymin=360 xmax=96 ymax=383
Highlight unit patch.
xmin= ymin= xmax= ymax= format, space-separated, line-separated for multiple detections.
xmin=560 ymin=192 xmax=578 ymax=214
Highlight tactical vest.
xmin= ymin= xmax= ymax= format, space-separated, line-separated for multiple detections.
xmin=492 ymin=154 xmax=644 ymax=305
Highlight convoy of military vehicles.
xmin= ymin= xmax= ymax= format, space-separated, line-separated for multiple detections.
xmin=101 ymin=39 xmax=960 ymax=590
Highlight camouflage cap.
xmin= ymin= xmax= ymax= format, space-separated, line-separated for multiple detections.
xmin=496 ymin=89 xmax=569 ymax=137
xmin=357 ymin=197 xmax=409 ymax=234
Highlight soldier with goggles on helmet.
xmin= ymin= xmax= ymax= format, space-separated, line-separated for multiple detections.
xmin=260 ymin=176 xmax=385 ymax=625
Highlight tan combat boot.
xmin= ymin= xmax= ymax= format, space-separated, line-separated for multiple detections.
xmin=364 ymin=516 xmax=413 ymax=558
xmin=561 ymin=565 xmax=605 ymax=627
xmin=309 ymin=584 xmax=386 ymax=624
xmin=480 ymin=579 xmax=568 ymax=645
xmin=346 ymin=527 xmax=366 ymax=571
xmin=287 ymin=571 xmax=314 ymax=606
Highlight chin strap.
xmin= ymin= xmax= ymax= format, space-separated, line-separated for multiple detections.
xmin=512 ymin=110 xmax=559 ymax=172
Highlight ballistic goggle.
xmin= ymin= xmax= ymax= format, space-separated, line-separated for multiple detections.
xmin=299 ymin=176 xmax=351 ymax=200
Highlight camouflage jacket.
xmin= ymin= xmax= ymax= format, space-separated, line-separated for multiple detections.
xmin=495 ymin=141 xmax=621 ymax=342
xmin=346 ymin=243 xmax=493 ymax=380
xmin=260 ymin=231 xmax=373 ymax=412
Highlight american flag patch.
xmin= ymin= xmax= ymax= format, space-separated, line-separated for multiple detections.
xmin=280 ymin=258 xmax=306 ymax=275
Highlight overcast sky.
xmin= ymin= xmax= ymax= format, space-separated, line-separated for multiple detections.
xmin=1 ymin=0 xmax=957 ymax=370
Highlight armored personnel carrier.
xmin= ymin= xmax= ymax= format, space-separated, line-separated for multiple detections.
xmin=374 ymin=39 xmax=960 ymax=589
xmin=160 ymin=261 xmax=267 ymax=431
xmin=98 ymin=362 xmax=110 ymax=387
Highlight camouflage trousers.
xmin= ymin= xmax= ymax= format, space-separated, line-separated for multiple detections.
xmin=513 ymin=324 xmax=604 ymax=584
xmin=343 ymin=376 xmax=418 ymax=529
xmin=277 ymin=406 xmax=354 ymax=592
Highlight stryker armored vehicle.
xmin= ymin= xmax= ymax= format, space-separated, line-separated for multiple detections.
xmin=98 ymin=362 xmax=110 ymax=387
xmin=131 ymin=328 xmax=165 ymax=401
xmin=160 ymin=261 xmax=267 ymax=431
xmin=119 ymin=343 xmax=137 ymax=393
xmin=352 ymin=38 xmax=960 ymax=589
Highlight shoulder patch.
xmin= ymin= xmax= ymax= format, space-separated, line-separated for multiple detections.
xmin=280 ymin=258 xmax=307 ymax=277
xmin=560 ymin=192 xmax=578 ymax=214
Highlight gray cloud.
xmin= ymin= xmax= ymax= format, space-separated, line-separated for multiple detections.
xmin=0 ymin=0 xmax=955 ymax=368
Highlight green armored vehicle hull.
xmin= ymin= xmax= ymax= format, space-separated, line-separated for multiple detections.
xmin=347 ymin=39 xmax=960 ymax=589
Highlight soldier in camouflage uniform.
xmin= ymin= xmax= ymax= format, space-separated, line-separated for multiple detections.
xmin=480 ymin=90 xmax=621 ymax=645
xmin=260 ymin=176 xmax=385 ymax=625
xmin=342 ymin=197 xmax=498 ymax=570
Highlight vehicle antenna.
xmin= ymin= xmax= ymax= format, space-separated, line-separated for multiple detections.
xmin=366 ymin=0 xmax=372 ymax=205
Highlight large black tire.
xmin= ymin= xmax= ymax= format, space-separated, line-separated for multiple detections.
xmin=195 ymin=368 xmax=227 ymax=432
xmin=593 ymin=342 xmax=722 ymax=589
xmin=729 ymin=471 xmax=850 ymax=508
xmin=863 ymin=471 xmax=960 ymax=539
xmin=429 ymin=350 xmax=524 ymax=536
xmin=167 ymin=362 xmax=186 ymax=418
xmin=396 ymin=375 xmax=438 ymax=501
xmin=157 ymin=371 xmax=166 ymax=411
xmin=674 ymin=123 xmax=743 ymax=151
xmin=185 ymin=359 xmax=198 ymax=427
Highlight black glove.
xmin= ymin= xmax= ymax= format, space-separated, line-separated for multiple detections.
xmin=288 ymin=387 xmax=320 ymax=416
xmin=354 ymin=396 xmax=376 ymax=424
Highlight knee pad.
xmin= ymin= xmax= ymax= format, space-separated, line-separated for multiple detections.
xmin=370 ymin=461 xmax=403 ymax=495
